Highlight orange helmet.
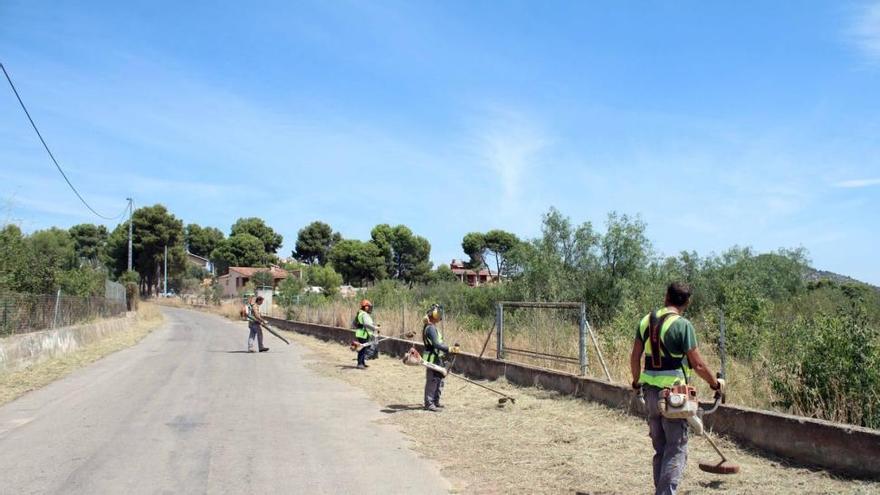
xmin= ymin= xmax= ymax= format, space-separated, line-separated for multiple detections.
xmin=360 ymin=299 xmax=373 ymax=310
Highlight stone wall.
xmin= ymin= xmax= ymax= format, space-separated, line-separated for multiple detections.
xmin=0 ymin=314 xmax=135 ymax=373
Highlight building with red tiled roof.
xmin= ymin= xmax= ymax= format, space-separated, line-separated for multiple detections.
xmin=449 ymin=259 xmax=499 ymax=287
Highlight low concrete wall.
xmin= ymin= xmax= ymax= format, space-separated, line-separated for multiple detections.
xmin=0 ymin=314 xmax=135 ymax=373
xmin=267 ymin=316 xmax=880 ymax=480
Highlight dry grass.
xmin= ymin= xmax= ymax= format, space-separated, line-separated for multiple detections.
xmin=0 ymin=303 xmax=164 ymax=406
xmin=285 ymin=330 xmax=880 ymax=495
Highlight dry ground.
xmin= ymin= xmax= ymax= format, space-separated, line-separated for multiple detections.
xmin=0 ymin=303 xmax=164 ymax=406
xmin=284 ymin=330 xmax=880 ymax=495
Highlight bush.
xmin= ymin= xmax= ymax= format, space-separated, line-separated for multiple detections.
xmin=769 ymin=308 xmax=880 ymax=428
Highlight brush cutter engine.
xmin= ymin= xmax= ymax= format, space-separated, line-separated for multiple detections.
xmin=658 ymin=384 xmax=699 ymax=420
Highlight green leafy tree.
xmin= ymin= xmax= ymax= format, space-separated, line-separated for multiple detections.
xmin=588 ymin=212 xmax=652 ymax=319
xmin=0 ymin=224 xmax=27 ymax=291
xmin=105 ymin=204 xmax=186 ymax=296
xmin=252 ymin=269 xmax=275 ymax=289
xmin=484 ymin=229 xmax=520 ymax=276
xmin=294 ymin=221 xmax=341 ymax=265
xmin=328 ymin=239 xmax=386 ymax=285
xmin=307 ymin=264 xmax=342 ymax=296
xmin=515 ymin=208 xmax=599 ymax=302
xmin=370 ymin=224 xmax=432 ymax=284
xmin=16 ymin=227 xmax=79 ymax=294
xmin=68 ymin=223 xmax=109 ymax=265
xmin=185 ymin=224 xmax=225 ymax=258
xmin=58 ymin=267 xmax=105 ymax=296
xmin=210 ymin=233 xmax=268 ymax=274
xmin=230 ymin=217 xmax=283 ymax=254
xmin=462 ymin=232 xmax=486 ymax=269
xmin=276 ymin=275 xmax=307 ymax=315
xmin=430 ymin=264 xmax=458 ymax=283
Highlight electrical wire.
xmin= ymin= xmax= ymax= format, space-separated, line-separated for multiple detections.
xmin=1 ymin=62 xmax=128 ymax=221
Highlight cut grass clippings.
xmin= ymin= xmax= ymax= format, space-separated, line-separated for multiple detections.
xmin=286 ymin=330 xmax=880 ymax=495
xmin=0 ymin=303 xmax=164 ymax=406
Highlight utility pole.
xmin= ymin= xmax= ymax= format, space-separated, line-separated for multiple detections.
xmin=163 ymin=244 xmax=168 ymax=297
xmin=126 ymin=197 xmax=133 ymax=272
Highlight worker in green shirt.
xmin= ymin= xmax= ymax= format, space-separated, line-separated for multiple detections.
xmin=630 ymin=282 xmax=726 ymax=495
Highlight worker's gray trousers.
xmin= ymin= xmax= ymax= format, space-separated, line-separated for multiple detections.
xmin=644 ymin=386 xmax=689 ymax=495
xmin=248 ymin=323 xmax=264 ymax=351
xmin=424 ymin=368 xmax=445 ymax=407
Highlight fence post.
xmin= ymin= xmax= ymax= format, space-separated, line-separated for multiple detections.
xmin=52 ymin=289 xmax=62 ymax=329
xmin=496 ymin=302 xmax=504 ymax=360
xmin=579 ymin=303 xmax=588 ymax=376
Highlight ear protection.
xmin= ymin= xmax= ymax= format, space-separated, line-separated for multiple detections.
xmin=426 ymin=303 xmax=443 ymax=322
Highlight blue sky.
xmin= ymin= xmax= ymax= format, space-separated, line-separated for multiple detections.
xmin=1 ymin=1 xmax=879 ymax=284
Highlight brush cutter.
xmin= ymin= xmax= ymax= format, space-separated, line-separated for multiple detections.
xmin=634 ymin=374 xmax=739 ymax=474
xmin=402 ymin=347 xmax=516 ymax=405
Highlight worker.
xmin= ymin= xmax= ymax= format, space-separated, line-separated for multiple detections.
xmin=246 ymin=296 xmax=269 ymax=353
xmin=630 ymin=282 xmax=726 ymax=495
xmin=423 ymin=304 xmax=458 ymax=412
xmin=354 ymin=299 xmax=380 ymax=369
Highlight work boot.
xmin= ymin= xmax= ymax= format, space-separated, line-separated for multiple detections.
xmin=259 ymin=347 xmax=269 ymax=352
xmin=424 ymin=404 xmax=439 ymax=412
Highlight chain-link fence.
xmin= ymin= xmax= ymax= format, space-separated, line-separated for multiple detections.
xmin=0 ymin=291 xmax=127 ymax=336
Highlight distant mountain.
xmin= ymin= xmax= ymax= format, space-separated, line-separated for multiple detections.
xmin=806 ymin=268 xmax=880 ymax=292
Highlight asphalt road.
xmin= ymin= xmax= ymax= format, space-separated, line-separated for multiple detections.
xmin=0 ymin=307 xmax=450 ymax=495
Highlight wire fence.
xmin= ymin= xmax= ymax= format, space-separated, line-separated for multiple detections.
xmin=0 ymin=291 xmax=127 ymax=336
xmin=272 ymin=295 xmax=614 ymax=380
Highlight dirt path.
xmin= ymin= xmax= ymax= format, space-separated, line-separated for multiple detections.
xmin=288 ymin=331 xmax=880 ymax=495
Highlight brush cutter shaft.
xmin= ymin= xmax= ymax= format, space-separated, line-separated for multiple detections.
xmin=704 ymin=433 xmax=727 ymax=461
xmin=351 ymin=335 xmax=392 ymax=351
xmin=259 ymin=322 xmax=290 ymax=345
xmin=421 ymin=360 xmax=448 ymax=376
xmin=447 ymin=371 xmax=515 ymax=401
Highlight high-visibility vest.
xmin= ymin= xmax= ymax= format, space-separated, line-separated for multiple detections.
xmin=422 ymin=324 xmax=444 ymax=364
xmin=355 ymin=310 xmax=372 ymax=340
xmin=638 ymin=308 xmax=692 ymax=388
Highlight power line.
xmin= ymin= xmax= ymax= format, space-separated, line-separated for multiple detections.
xmin=1 ymin=62 xmax=128 ymax=221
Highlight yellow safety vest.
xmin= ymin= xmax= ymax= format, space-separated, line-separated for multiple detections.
xmin=638 ymin=309 xmax=692 ymax=388
xmin=355 ymin=310 xmax=372 ymax=340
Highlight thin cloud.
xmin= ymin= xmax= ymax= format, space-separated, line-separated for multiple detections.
xmin=477 ymin=110 xmax=549 ymax=203
xmin=833 ymin=178 xmax=880 ymax=188
xmin=851 ymin=1 xmax=880 ymax=63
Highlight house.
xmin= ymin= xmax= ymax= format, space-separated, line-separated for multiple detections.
xmin=185 ymin=251 xmax=214 ymax=274
xmin=449 ymin=259 xmax=498 ymax=287
xmin=217 ymin=266 xmax=293 ymax=298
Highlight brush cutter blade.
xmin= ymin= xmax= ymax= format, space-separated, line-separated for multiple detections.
xmin=698 ymin=460 xmax=740 ymax=475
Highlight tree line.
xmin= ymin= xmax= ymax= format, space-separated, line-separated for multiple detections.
xmin=3 ymin=203 xmax=878 ymax=427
